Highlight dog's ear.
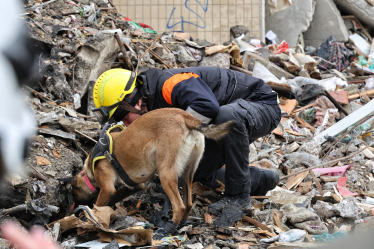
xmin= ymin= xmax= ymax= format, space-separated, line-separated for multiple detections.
xmin=58 ymin=176 xmax=75 ymax=184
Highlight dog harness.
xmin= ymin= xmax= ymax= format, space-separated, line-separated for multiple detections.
xmin=91 ymin=124 xmax=138 ymax=187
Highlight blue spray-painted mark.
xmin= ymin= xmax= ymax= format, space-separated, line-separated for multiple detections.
xmin=167 ymin=0 xmax=209 ymax=32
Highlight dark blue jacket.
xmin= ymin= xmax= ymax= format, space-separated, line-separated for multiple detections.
xmin=139 ymin=67 xmax=278 ymax=123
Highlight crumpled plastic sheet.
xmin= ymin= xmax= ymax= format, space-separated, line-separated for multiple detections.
xmin=287 ymin=76 xmax=347 ymax=98
xmin=260 ymin=229 xmax=306 ymax=243
xmin=337 ymin=177 xmax=358 ymax=197
xmin=253 ymin=61 xmax=286 ymax=84
xmin=365 ymin=77 xmax=374 ymax=90
xmin=314 ymin=231 xmax=346 ymax=243
xmin=274 ymin=40 xmax=289 ymax=54
xmin=185 ymin=47 xmax=202 ymax=61
xmin=313 ymin=96 xmax=340 ymax=129
xmin=82 ymin=3 xmax=95 ymax=22
xmin=158 ymin=234 xmax=187 ymax=247
xmin=312 ymin=165 xmax=350 ymax=176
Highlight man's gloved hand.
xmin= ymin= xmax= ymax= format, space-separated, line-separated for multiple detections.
xmin=153 ymin=220 xmax=178 ymax=240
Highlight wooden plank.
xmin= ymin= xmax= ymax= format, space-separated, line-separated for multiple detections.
xmin=131 ymin=39 xmax=152 ymax=43
xmin=230 ymin=65 xmax=253 ymax=76
xmin=272 ymin=210 xmax=286 ymax=232
xmin=242 ymin=216 xmax=275 ymax=236
xmin=282 ymin=171 xmax=309 ymax=190
xmin=252 ymin=230 xmax=276 ymax=238
xmin=284 ymin=128 xmax=307 ymax=137
xmin=295 ymin=115 xmax=316 ymax=133
xmin=357 ymin=189 xmax=374 ymax=198
xmin=291 ymin=103 xmax=314 ymax=116
xmin=348 ymin=89 xmax=374 ymax=101
xmin=309 ymin=170 xmax=323 ymax=195
xmin=38 ymin=128 xmax=76 ymax=140
xmin=250 ymin=196 xmax=269 ymax=199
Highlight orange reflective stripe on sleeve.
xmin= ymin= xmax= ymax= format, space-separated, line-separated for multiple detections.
xmin=162 ymin=73 xmax=199 ymax=105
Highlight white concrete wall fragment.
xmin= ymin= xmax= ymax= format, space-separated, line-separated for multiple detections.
xmin=304 ymin=0 xmax=349 ymax=48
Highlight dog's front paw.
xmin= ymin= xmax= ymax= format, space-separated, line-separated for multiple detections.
xmin=153 ymin=220 xmax=178 ymax=240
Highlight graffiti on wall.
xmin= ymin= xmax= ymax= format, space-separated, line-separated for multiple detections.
xmin=167 ymin=0 xmax=209 ymax=31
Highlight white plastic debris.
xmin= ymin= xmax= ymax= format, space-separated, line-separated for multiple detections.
xmin=73 ymin=93 xmax=81 ymax=109
xmin=253 ymin=61 xmax=287 ymax=84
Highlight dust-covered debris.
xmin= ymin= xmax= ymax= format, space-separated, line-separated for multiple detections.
xmin=3 ymin=0 xmax=374 ymax=248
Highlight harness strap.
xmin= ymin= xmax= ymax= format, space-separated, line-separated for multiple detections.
xmin=104 ymin=151 xmax=138 ymax=187
xmin=81 ymin=170 xmax=98 ymax=194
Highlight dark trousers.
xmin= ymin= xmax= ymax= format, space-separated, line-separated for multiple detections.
xmin=193 ymin=99 xmax=281 ymax=196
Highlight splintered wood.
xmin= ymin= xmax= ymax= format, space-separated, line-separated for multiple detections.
xmin=282 ymin=171 xmax=309 ymax=190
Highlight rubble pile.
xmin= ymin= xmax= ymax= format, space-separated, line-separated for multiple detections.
xmin=2 ymin=0 xmax=374 ymax=248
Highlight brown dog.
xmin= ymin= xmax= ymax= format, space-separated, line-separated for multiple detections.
xmin=68 ymin=108 xmax=232 ymax=230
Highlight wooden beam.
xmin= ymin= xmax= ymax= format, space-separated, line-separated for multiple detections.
xmin=309 ymin=169 xmax=323 ymax=195
xmin=272 ymin=210 xmax=286 ymax=232
xmin=282 ymin=171 xmax=309 ymax=190
xmin=295 ymin=115 xmax=316 ymax=133
xmin=242 ymin=216 xmax=275 ymax=236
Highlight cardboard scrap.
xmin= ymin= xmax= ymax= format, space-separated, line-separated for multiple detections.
xmin=49 ymin=205 xmax=152 ymax=246
xmin=205 ymin=42 xmax=242 ymax=65
xmin=329 ymin=91 xmax=349 ymax=105
xmin=192 ymin=182 xmax=210 ymax=196
xmin=36 ymin=156 xmax=52 ymax=166
xmin=279 ymin=99 xmax=298 ymax=115
xmin=205 ymin=42 xmax=239 ymax=55
xmin=52 ymin=150 xmax=62 ymax=159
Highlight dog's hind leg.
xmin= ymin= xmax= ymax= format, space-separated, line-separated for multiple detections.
xmin=181 ymin=133 xmax=205 ymax=222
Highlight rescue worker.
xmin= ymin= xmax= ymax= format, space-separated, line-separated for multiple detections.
xmin=92 ymin=67 xmax=281 ymax=215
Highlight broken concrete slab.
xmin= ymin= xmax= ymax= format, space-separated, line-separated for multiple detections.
xmin=58 ymin=116 xmax=100 ymax=133
xmin=74 ymin=33 xmax=120 ymax=98
xmin=335 ymin=198 xmax=367 ymax=219
xmin=229 ymin=25 xmax=250 ymax=41
xmin=334 ymin=0 xmax=374 ymax=28
xmin=304 ymin=0 xmax=349 ymax=48
xmin=265 ymin=0 xmax=316 ymax=48
xmin=242 ymin=51 xmax=295 ymax=80
xmin=44 ymin=62 xmax=74 ymax=102
xmin=178 ymin=46 xmax=198 ymax=67
xmin=198 ymin=53 xmax=231 ymax=69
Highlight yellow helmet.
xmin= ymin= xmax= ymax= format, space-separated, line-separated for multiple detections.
xmin=92 ymin=69 xmax=138 ymax=123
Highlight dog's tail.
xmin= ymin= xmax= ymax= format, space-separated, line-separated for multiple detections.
xmin=185 ymin=114 xmax=234 ymax=140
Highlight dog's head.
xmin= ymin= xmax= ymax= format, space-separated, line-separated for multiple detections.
xmin=61 ymin=174 xmax=97 ymax=207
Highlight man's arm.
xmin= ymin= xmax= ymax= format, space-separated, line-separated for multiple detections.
xmin=162 ymin=73 xmax=219 ymax=123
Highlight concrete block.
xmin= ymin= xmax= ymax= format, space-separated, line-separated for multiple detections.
xmin=304 ymin=0 xmax=349 ymax=48
xmin=74 ymin=33 xmax=120 ymax=98
xmin=242 ymin=51 xmax=295 ymax=80
xmin=265 ymin=0 xmax=316 ymax=48
xmin=334 ymin=0 xmax=374 ymax=28
xmin=198 ymin=53 xmax=231 ymax=69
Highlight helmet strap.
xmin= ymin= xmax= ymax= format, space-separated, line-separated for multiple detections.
xmin=113 ymin=88 xmax=146 ymax=121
